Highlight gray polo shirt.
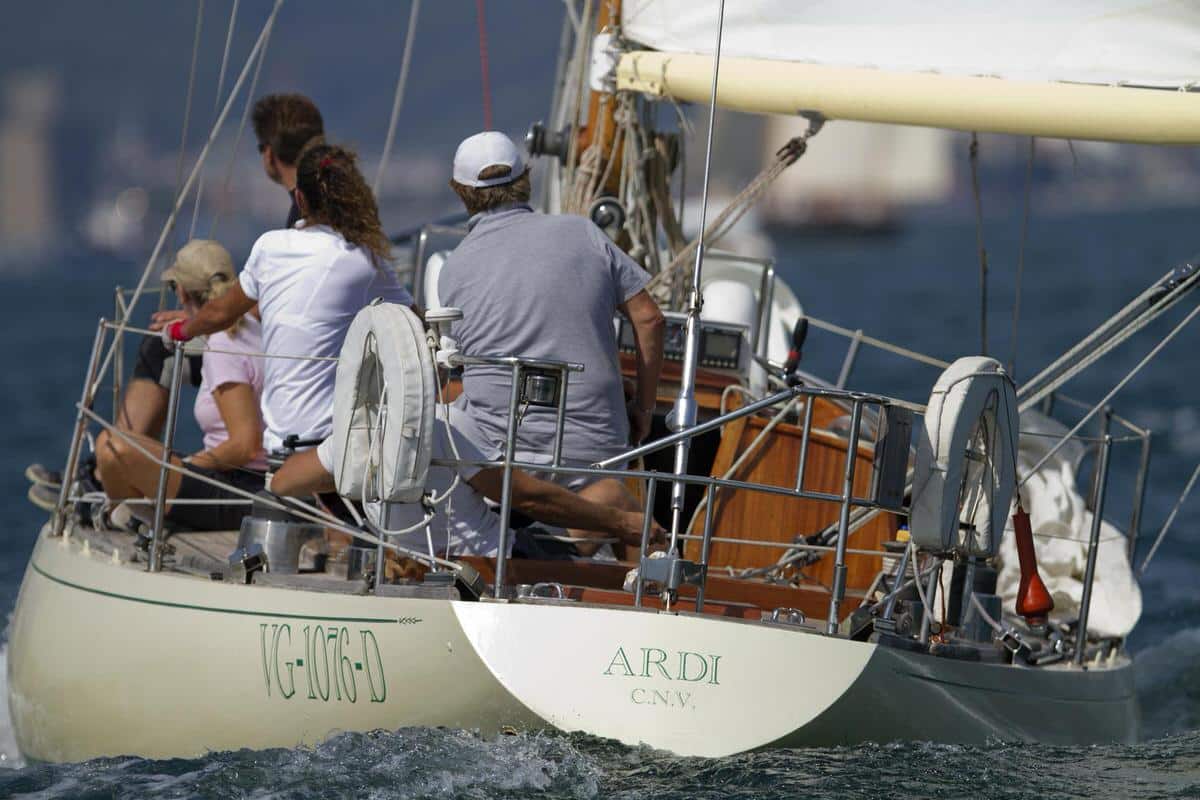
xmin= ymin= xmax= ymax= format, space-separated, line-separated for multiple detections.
xmin=438 ymin=203 xmax=650 ymax=463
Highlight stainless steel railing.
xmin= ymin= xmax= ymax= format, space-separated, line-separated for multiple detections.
xmin=51 ymin=309 xmax=1146 ymax=660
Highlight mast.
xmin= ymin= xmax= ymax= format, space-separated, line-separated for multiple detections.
xmin=667 ymin=0 xmax=724 ymax=547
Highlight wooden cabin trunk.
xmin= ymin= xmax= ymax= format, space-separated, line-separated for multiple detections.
xmin=684 ymin=397 xmax=897 ymax=594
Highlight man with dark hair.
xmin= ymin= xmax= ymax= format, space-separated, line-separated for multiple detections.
xmin=125 ymin=94 xmax=327 ymax=436
xmin=252 ymin=93 xmax=325 ymax=228
xmin=438 ymin=132 xmax=665 ymax=536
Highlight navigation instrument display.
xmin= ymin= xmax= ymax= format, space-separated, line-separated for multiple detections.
xmin=616 ymin=312 xmax=747 ymax=372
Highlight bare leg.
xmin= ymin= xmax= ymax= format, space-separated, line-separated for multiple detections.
xmin=95 ymin=429 xmax=183 ymax=505
xmin=116 ymin=378 xmax=169 ymax=437
xmin=571 ymin=478 xmax=641 ymax=558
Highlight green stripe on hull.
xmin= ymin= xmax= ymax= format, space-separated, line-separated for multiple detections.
xmin=31 ymin=561 xmax=401 ymax=624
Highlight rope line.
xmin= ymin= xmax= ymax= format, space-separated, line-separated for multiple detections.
xmin=646 ymin=122 xmax=821 ymax=300
xmin=1009 ymin=137 xmax=1035 ymax=380
xmin=373 ymin=0 xmax=422 ymax=196
xmin=104 ymin=319 xmax=337 ymax=362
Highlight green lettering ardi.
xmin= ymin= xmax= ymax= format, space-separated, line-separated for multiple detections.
xmin=603 ymin=646 xmax=721 ymax=685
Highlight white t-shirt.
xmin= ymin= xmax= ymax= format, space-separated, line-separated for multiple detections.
xmin=239 ymin=223 xmax=413 ymax=452
xmin=317 ymin=404 xmax=508 ymax=558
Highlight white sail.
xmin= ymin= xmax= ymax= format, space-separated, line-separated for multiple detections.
xmin=618 ymin=1 xmax=1200 ymax=144
xmin=621 ymin=1 xmax=1200 ymax=88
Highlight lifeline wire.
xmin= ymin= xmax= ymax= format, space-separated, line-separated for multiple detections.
xmin=78 ymin=404 xmax=461 ymax=572
xmin=373 ymin=0 xmax=422 ymax=196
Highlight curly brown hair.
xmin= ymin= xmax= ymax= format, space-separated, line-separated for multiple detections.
xmin=296 ymin=143 xmax=392 ymax=265
xmin=450 ymin=165 xmax=532 ymax=216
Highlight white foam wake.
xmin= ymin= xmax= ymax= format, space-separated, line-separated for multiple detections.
xmin=0 ymin=643 xmax=22 ymax=769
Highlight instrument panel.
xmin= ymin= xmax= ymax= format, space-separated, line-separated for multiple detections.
xmin=617 ymin=311 xmax=748 ymax=372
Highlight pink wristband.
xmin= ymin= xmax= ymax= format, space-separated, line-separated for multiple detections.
xmin=168 ymin=319 xmax=190 ymax=342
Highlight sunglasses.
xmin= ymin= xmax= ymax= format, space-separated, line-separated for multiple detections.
xmin=165 ymin=280 xmax=178 ymax=293
xmin=257 ymin=142 xmax=267 ymax=154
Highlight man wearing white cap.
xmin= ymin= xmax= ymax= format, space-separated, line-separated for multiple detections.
xmin=439 ymin=131 xmax=665 ymax=502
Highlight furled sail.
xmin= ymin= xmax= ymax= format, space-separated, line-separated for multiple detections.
xmin=618 ymin=1 xmax=1200 ymax=144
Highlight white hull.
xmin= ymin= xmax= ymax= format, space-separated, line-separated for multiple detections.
xmin=9 ymin=524 xmax=1137 ymax=762
xmin=8 ymin=526 xmax=536 ymax=762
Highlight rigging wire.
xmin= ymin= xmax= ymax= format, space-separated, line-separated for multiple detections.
xmin=189 ymin=0 xmax=241 ymax=239
xmin=1019 ymin=300 xmax=1200 ymax=487
xmin=969 ymin=132 xmax=989 ymax=357
xmin=562 ymin=0 xmax=595 ymax=193
xmin=209 ymin=7 xmax=275 ymax=239
xmin=1009 ymin=136 xmax=1036 ymax=380
xmin=373 ymin=0 xmax=421 ymax=196
xmin=1138 ymin=460 xmax=1200 ymax=577
xmin=161 ymin=0 xmax=206 ymax=304
xmin=665 ymin=0 xmax=727 ymax=557
xmin=475 ymin=0 xmax=493 ymax=129
xmin=91 ymin=0 xmax=286 ymax=397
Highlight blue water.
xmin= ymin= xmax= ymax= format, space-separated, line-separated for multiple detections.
xmin=1 ymin=206 xmax=1199 ymax=797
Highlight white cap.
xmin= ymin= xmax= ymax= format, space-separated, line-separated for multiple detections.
xmin=452 ymin=131 xmax=527 ymax=187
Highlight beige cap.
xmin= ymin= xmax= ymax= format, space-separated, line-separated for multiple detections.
xmin=162 ymin=239 xmax=234 ymax=292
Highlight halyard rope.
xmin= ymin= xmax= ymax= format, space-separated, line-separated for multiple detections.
xmin=645 ymin=119 xmax=823 ymax=300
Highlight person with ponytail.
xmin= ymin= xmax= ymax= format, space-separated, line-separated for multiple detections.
xmin=151 ymin=144 xmax=413 ymax=456
xmin=96 ymin=240 xmax=267 ymax=531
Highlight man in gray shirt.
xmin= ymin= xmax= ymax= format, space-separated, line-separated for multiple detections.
xmin=438 ymin=132 xmax=665 ymax=505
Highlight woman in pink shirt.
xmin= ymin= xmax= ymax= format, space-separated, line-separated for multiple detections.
xmin=96 ymin=240 xmax=267 ymax=531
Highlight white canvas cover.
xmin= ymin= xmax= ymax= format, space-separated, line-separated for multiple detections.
xmin=328 ymin=301 xmax=436 ymax=504
xmin=996 ymin=410 xmax=1142 ymax=638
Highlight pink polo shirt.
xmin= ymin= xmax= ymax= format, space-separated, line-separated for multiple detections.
xmin=192 ymin=316 xmax=267 ymax=471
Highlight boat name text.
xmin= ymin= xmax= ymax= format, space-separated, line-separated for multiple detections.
xmin=258 ymin=623 xmax=387 ymax=704
xmin=603 ymin=647 xmax=720 ymax=711
xmin=603 ymin=646 xmax=721 ymax=684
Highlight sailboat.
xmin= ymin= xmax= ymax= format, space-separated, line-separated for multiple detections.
xmin=8 ymin=0 xmax=1200 ymax=761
